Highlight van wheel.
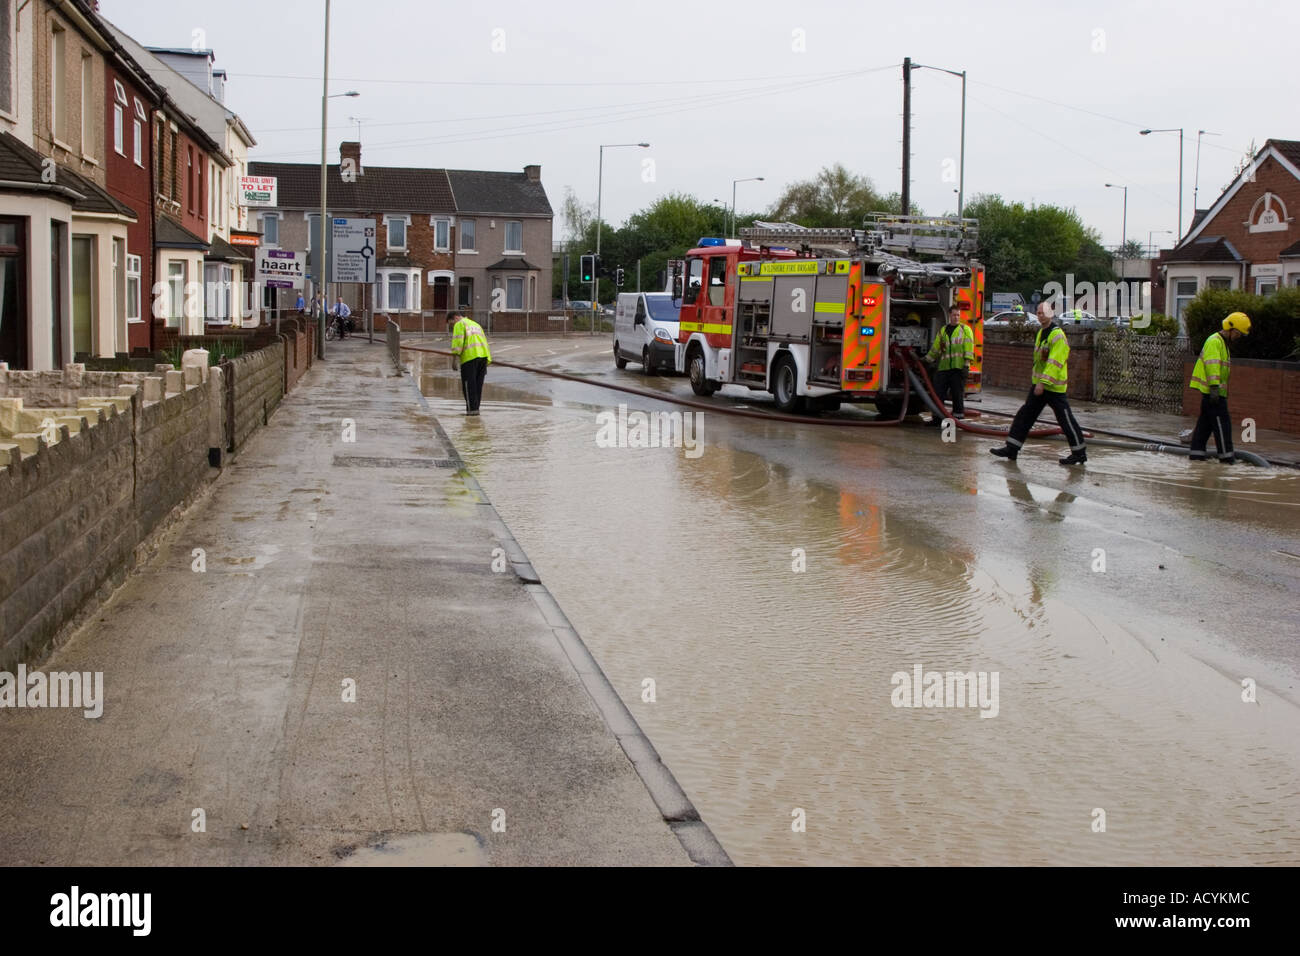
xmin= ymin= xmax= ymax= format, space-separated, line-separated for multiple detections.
xmin=642 ymin=347 xmax=655 ymax=375
xmin=614 ymin=342 xmax=628 ymax=369
xmin=771 ymin=354 xmax=803 ymax=413
xmin=688 ymin=348 xmax=718 ymax=396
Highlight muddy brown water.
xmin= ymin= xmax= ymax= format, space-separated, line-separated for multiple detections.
xmin=417 ymin=352 xmax=1300 ymax=866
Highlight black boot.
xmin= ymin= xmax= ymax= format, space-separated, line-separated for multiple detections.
xmin=1058 ymin=450 xmax=1087 ymax=466
xmin=990 ymin=445 xmax=1017 ymax=461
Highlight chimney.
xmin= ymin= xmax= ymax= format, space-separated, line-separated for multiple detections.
xmin=524 ymin=164 xmax=540 ymax=182
xmin=340 ymin=141 xmax=362 ymax=177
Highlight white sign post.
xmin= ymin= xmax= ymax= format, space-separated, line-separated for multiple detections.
xmin=238 ymin=176 xmax=278 ymax=207
xmin=330 ymin=218 xmax=376 ymax=284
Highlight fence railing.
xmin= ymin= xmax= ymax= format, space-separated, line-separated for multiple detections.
xmin=1094 ymin=330 xmax=1192 ymax=413
xmin=387 ymin=319 xmax=401 ymax=368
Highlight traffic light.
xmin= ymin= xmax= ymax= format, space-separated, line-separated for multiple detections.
xmin=615 ymin=267 xmax=625 ymax=288
xmin=580 ymin=254 xmax=595 ymax=283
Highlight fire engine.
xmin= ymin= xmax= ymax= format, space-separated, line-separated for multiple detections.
xmin=671 ymin=215 xmax=985 ymax=416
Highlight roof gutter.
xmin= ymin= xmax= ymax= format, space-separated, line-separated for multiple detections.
xmin=0 ymin=179 xmax=86 ymax=202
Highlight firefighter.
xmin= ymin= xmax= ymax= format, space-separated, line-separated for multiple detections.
xmin=1188 ymin=312 xmax=1250 ymax=463
xmin=925 ymin=304 xmax=975 ymax=423
xmin=990 ymin=301 xmax=1088 ymax=466
xmin=449 ymin=312 xmax=492 ymax=416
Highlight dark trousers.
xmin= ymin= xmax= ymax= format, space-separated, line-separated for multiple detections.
xmin=1189 ymin=393 xmax=1234 ymax=459
xmin=1007 ymin=386 xmax=1086 ymax=452
xmin=460 ymin=357 xmax=487 ymax=412
xmin=933 ymin=367 xmax=967 ymax=417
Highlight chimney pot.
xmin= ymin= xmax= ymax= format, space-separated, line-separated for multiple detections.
xmin=524 ymin=164 xmax=541 ymax=181
xmin=340 ymin=141 xmax=363 ymax=177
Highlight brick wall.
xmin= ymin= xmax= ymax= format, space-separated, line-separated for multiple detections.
xmin=982 ymin=328 xmax=1095 ymax=400
xmin=1181 ymin=358 xmax=1300 ymax=435
xmin=281 ymin=319 xmax=314 ymax=392
xmin=377 ymin=310 xmax=583 ymax=335
xmin=227 ymin=341 xmax=285 ymax=452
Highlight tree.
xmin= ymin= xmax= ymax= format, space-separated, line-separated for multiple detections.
xmin=1117 ymin=239 xmax=1146 ymax=260
xmin=767 ymin=163 xmax=898 ymax=227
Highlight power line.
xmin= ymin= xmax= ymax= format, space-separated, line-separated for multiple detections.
xmin=239 ymin=66 xmax=896 ymax=89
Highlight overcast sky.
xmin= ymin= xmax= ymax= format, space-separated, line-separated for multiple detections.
xmin=102 ymin=0 xmax=1299 ymax=250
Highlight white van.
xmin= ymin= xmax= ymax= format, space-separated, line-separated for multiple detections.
xmin=613 ymin=292 xmax=680 ymax=373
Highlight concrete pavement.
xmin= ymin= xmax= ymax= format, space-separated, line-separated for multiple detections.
xmin=0 ymin=339 xmax=723 ymax=866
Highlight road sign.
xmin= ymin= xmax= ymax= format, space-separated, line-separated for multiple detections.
xmin=256 ymin=247 xmax=305 ymax=289
xmin=331 ymin=218 xmax=376 ymax=284
xmin=238 ymin=176 xmax=277 ymax=207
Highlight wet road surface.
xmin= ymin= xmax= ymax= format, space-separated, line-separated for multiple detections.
xmin=416 ymin=336 xmax=1300 ymax=866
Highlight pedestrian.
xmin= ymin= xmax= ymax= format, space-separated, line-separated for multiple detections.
xmin=332 ymin=296 xmax=352 ymax=338
xmin=1188 ymin=312 xmax=1250 ymax=464
xmin=295 ymin=291 xmax=305 ymax=313
xmin=925 ymin=304 xmax=975 ymax=424
xmin=989 ymin=301 xmax=1088 ymax=466
xmin=449 ymin=312 xmax=491 ymax=416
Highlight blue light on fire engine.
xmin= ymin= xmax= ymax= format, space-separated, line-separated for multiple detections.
xmin=697 ymin=237 xmax=726 ymax=247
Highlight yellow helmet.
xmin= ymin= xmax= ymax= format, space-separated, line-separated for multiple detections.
xmin=1222 ymin=312 xmax=1251 ymax=334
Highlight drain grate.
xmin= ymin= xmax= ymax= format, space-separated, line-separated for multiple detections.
xmin=333 ymin=455 xmax=462 ymax=468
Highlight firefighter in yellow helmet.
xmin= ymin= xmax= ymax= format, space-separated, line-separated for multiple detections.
xmin=449 ymin=312 xmax=492 ymax=416
xmin=1188 ymin=312 xmax=1250 ymax=463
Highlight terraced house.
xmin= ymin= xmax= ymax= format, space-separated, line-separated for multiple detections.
xmin=248 ymin=143 xmax=552 ymax=326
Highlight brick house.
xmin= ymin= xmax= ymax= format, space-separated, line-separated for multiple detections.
xmin=248 ymin=143 xmax=552 ymax=328
xmin=1154 ymin=139 xmax=1300 ymax=324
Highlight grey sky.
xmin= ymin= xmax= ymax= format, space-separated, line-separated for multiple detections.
xmin=102 ymin=0 xmax=1299 ymax=249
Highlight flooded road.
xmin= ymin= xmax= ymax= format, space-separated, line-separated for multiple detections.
xmin=415 ymin=339 xmax=1300 ymax=866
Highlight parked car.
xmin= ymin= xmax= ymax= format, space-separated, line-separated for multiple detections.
xmin=567 ymin=300 xmax=593 ymax=312
xmin=613 ymin=292 xmax=681 ymax=373
xmin=983 ymin=309 xmax=1033 ymax=327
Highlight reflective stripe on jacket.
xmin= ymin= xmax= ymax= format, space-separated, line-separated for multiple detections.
xmin=1189 ymin=331 xmax=1230 ymax=396
xmin=925 ymin=322 xmax=975 ymax=372
xmin=451 ymin=318 xmax=492 ymax=363
xmin=1032 ymin=324 xmax=1069 ymax=393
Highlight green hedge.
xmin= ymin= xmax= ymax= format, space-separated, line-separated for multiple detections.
xmin=1183 ymin=287 xmax=1300 ymax=359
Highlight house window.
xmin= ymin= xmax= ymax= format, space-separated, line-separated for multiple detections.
xmin=112 ymin=238 xmax=124 ymax=336
xmin=112 ymin=80 xmax=126 ymax=155
xmin=386 ymin=216 xmax=407 ymax=251
xmin=1206 ymin=277 xmax=1232 ymax=290
xmin=186 ymin=146 xmax=194 ymax=213
xmin=50 ymin=26 xmax=67 ymax=142
xmin=80 ymin=54 xmax=93 ymax=158
xmin=433 ymin=217 xmax=450 ymax=251
xmin=458 ymin=277 xmax=473 ymax=309
xmin=262 ymin=213 xmax=280 ymax=246
xmin=133 ymin=98 xmax=145 ymax=166
xmin=1256 ymin=277 xmax=1278 ymax=296
xmin=205 ymin=262 xmax=233 ymax=323
xmin=126 ymin=253 xmax=141 ymax=321
xmin=167 ymin=260 xmax=186 ymax=328
xmin=459 ymin=219 xmax=475 ymax=251
xmin=506 ymin=276 xmax=524 ymax=311
xmin=387 ymin=272 xmax=408 ymax=311
xmin=0 ymin=0 xmax=13 ymax=117
xmin=1172 ymin=278 xmax=1197 ymax=319
xmin=504 ymin=220 xmax=522 ymax=253
xmin=306 ymin=213 xmax=320 ymax=248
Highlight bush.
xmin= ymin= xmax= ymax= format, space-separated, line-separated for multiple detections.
xmin=1182 ymin=287 xmax=1300 ymax=359
xmin=1133 ymin=312 xmax=1180 ymax=336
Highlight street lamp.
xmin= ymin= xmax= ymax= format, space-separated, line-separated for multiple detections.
xmin=593 ymin=142 xmax=649 ymax=330
xmin=1193 ymin=129 xmax=1220 ymax=212
xmin=910 ymin=62 xmax=967 ymax=218
xmin=1104 ymin=183 xmax=1128 ymax=255
xmin=731 ymin=177 xmax=764 ymax=238
xmin=1140 ymin=127 xmax=1184 ymax=238
xmin=1148 ymin=229 xmax=1173 ymax=258
xmin=317 ymin=1 xmax=333 ymax=358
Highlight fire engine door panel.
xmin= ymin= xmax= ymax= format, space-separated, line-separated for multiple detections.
xmin=700 ymin=256 xmax=733 ymax=346
xmin=738 ymin=277 xmax=772 ymax=303
xmin=842 ymin=281 xmax=888 ymax=392
xmin=813 ymin=274 xmax=848 ymax=323
xmin=770 ymin=276 xmax=815 ymax=341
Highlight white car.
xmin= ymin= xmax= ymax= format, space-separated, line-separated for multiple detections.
xmin=613 ymin=292 xmax=680 ymax=373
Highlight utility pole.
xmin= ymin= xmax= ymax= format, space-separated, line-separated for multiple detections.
xmin=901 ymin=57 xmax=911 ymax=216
xmin=317 ymin=0 xmax=330 ymax=358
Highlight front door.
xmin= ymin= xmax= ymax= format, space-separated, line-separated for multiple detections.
xmin=72 ymin=235 xmax=94 ymax=357
xmin=433 ymin=276 xmax=450 ymax=311
xmin=0 ymin=217 xmax=28 ymax=369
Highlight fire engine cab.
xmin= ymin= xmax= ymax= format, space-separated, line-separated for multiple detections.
xmin=672 ymin=216 xmax=985 ymax=416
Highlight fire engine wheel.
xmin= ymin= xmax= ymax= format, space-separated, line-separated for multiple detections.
xmin=771 ymin=356 xmax=803 ymax=413
xmin=614 ymin=343 xmax=628 ymax=369
xmin=688 ymin=349 xmax=718 ymax=396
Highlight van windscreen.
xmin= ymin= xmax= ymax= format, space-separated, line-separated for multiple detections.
xmin=644 ymin=296 xmax=680 ymax=323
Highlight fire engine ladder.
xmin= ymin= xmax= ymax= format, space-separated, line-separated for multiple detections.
xmin=742 ymin=222 xmax=866 ymax=255
xmin=864 ymin=214 xmax=979 ymax=257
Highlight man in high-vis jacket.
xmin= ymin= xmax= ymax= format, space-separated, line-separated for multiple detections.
xmin=1188 ymin=311 xmax=1250 ymax=463
xmin=449 ymin=312 xmax=492 ymax=416
xmin=925 ymin=304 xmax=975 ymax=423
xmin=990 ymin=301 xmax=1088 ymax=466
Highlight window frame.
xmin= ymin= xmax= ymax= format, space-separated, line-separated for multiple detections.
xmin=261 ymin=212 xmax=280 ymax=247
xmin=80 ymin=52 xmax=94 ymax=160
xmin=112 ymin=80 xmax=126 ymax=156
xmin=385 ymin=214 xmax=410 ymax=252
xmin=458 ymin=218 xmax=475 ymax=252
xmin=432 ymin=216 xmax=451 ymax=252
xmin=0 ymin=0 xmax=14 ymax=120
xmin=132 ymin=98 xmax=146 ymax=167
xmin=504 ymin=219 xmax=523 ymax=254
xmin=126 ymin=252 xmax=141 ymax=322
xmin=50 ymin=25 xmax=67 ymax=144
xmin=506 ymin=275 xmax=524 ymax=311
xmin=1171 ymin=277 xmax=1198 ymax=320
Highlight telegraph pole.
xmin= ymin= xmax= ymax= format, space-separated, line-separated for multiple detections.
xmin=901 ymin=58 xmax=912 ymax=216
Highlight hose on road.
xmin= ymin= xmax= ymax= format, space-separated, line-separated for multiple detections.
xmin=903 ymin=355 xmax=1065 ymax=439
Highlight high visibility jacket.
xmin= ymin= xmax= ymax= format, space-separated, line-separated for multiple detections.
xmin=926 ymin=322 xmax=975 ymax=371
xmin=1032 ymin=323 xmax=1069 ymax=393
xmin=1189 ymin=331 xmax=1230 ymax=396
xmin=451 ymin=317 xmax=492 ymax=364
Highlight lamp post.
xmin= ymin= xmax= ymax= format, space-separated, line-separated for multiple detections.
xmin=731 ymin=177 xmax=764 ymax=238
xmin=317 ymin=0 xmax=331 ymax=357
xmin=1104 ymin=183 xmax=1128 ymax=255
xmin=1140 ymin=127 xmax=1184 ymax=238
xmin=1193 ymin=129 xmax=1220 ymax=212
xmin=910 ymin=62 xmax=967 ymax=217
xmin=594 ymin=142 xmax=649 ymax=332
xmin=1148 ymin=229 xmax=1172 ymax=258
